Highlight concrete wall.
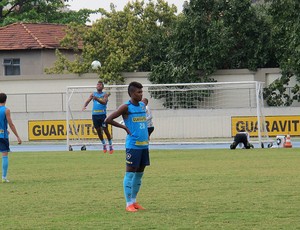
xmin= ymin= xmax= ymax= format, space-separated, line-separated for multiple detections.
xmin=0 ymin=50 xmax=79 ymax=76
xmin=1 ymin=69 xmax=298 ymax=143
xmin=8 ymin=106 xmax=300 ymax=143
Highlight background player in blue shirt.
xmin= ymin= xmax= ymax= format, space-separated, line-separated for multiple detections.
xmin=105 ymin=81 xmax=150 ymax=212
xmin=82 ymin=81 xmax=113 ymax=154
xmin=0 ymin=93 xmax=22 ymax=183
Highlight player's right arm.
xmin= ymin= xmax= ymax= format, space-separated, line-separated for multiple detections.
xmin=105 ymin=104 xmax=130 ymax=135
xmin=5 ymin=108 xmax=22 ymax=144
xmin=82 ymin=93 xmax=93 ymax=111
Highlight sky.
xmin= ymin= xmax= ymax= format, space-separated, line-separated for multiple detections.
xmin=67 ymin=0 xmax=185 ymax=24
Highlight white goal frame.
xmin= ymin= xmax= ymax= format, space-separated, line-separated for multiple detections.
xmin=66 ymin=81 xmax=272 ymax=150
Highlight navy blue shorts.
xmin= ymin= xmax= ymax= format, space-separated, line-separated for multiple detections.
xmin=92 ymin=114 xmax=107 ymax=129
xmin=0 ymin=138 xmax=10 ymax=153
xmin=126 ymin=148 xmax=150 ymax=168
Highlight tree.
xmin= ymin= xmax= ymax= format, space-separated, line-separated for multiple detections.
xmin=0 ymin=0 xmax=96 ymax=25
xmin=219 ymin=0 xmax=273 ymax=70
xmin=149 ymin=0 xmax=213 ymax=83
xmin=263 ymin=0 xmax=300 ymax=106
xmin=148 ymin=0 xmax=280 ymax=108
xmin=46 ymin=0 xmax=178 ymax=84
xmin=149 ymin=0 xmax=274 ymax=84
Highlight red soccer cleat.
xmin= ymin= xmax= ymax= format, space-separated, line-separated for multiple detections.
xmin=126 ymin=204 xmax=137 ymax=212
xmin=133 ymin=202 xmax=145 ymax=210
xmin=109 ymin=145 xmax=114 ymax=154
xmin=103 ymin=144 xmax=107 ymax=153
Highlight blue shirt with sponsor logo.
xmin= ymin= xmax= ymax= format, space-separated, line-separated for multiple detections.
xmin=92 ymin=92 xmax=107 ymax=115
xmin=0 ymin=106 xmax=8 ymax=139
xmin=124 ymin=101 xmax=149 ymax=149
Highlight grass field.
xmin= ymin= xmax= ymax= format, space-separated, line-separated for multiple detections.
xmin=1 ymin=148 xmax=300 ymax=229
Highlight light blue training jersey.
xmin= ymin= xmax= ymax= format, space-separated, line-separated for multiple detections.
xmin=124 ymin=101 xmax=149 ymax=149
xmin=92 ymin=92 xmax=107 ymax=115
xmin=0 ymin=106 xmax=8 ymax=139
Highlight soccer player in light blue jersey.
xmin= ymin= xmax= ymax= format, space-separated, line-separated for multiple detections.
xmin=0 ymin=93 xmax=22 ymax=183
xmin=105 ymin=82 xmax=149 ymax=212
xmin=83 ymin=81 xmax=113 ymax=154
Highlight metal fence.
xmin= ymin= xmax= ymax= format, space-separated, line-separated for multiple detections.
xmin=5 ymin=86 xmax=300 ymax=113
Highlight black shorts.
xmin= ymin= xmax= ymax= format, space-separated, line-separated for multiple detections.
xmin=0 ymin=138 xmax=10 ymax=153
xmin=233 ymin=133 xmax=250 ymax=149
xmin=234 ymin=133 xmax=248 ymax=144
xmin=92 ymin=114 xmax=107 ymax=129
xmin=125 ymin=148 xmax=150 ymax=168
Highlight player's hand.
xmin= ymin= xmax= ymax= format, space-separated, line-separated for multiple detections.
xmin=124 ymin=127 xmax=131 ymax=135
xmin=17 ymin=137 xmax=22 ymax=145
xmin=82 ymin=107 xmax=86 ymax=111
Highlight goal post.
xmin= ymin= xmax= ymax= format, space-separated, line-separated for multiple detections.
xmin=66 ymin=81 xmax=272 ymax=150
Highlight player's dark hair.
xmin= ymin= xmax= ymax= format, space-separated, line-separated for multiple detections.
xmin=128 ymin=81 xmax=143 ymax=96
xmin=0 ymin=93 xmax=7 ymax=103
xmin=97 ymin=80 xmax=104 ymax=87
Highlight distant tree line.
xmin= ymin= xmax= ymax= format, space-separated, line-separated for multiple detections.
xmin=0 ymin=0 xmax=95 ymax=25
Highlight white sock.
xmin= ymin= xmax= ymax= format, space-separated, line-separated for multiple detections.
xmin=126 ymin=202 xmax=133 ymax=207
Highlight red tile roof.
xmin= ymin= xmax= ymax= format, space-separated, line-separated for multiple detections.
xmin=0 ymin=22 xmax=78 ymax=50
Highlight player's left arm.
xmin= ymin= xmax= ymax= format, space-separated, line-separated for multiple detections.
xmin=5 ymin=108 xmax=22 ymax=144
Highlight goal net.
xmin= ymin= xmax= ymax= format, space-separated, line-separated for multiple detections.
xmin=66 ymin=81 xmax=272 ymax=150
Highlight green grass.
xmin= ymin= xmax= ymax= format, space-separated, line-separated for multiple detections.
xmin=1 ymin=148 xmax=300 ymax=229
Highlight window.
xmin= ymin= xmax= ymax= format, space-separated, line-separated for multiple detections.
xmin=3 ymin=58 xmax=20 ymax=75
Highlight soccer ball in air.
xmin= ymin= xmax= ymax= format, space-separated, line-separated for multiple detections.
xmin=91 ymin=60 xmax=101 ymax=70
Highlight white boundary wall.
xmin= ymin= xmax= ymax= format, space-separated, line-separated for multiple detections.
xmin=1 ymin=68 xmax=299 ymax=142
xmin=7 ymin=106 xmax=300 ymax=142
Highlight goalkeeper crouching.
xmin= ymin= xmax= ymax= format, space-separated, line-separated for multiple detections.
xmin=230 ymin=131 xmax=254 ymax=149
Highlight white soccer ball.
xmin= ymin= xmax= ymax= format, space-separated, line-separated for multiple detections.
xmin=91 ymin=60 xmax=101 ymax=70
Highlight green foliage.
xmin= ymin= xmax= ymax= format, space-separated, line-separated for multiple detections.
xmin=149 ymin=0 xmax=272 ymax=84
xmin=149 ymin=84 xmax=215 ymax=109
xmin=263 ymin=0 xmax=300 ymax=106
xmin=219 ymin=0 xmax=273 ymax=70
xmin=149 ymin=0 xmax=300 ymax=107
xmin=263 ymin=73 xmax=294 ymax=106
xmin=44 ymin=49 xmax=85 ymax=74
xmin=149 ymin=61 xmax=216 ymax=108
xmin=47 ymin=0 xmax=177 ymax=84
xmin=0 ymin=0 xmax=95 ymax=25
